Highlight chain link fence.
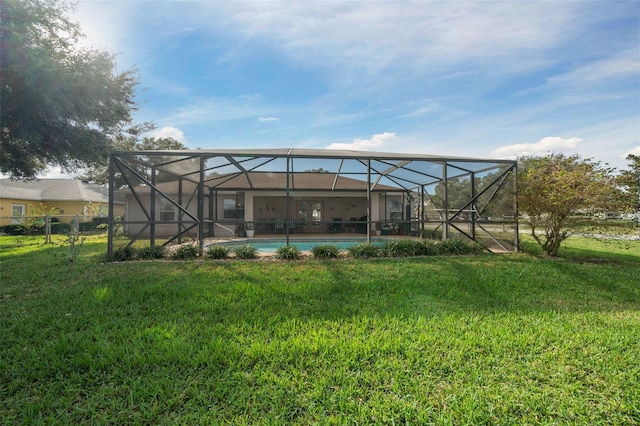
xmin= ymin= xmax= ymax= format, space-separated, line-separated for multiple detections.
xmin=0 ymin=214 xmax=110 ymax=247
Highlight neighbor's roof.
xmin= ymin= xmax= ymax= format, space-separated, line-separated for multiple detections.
xmin=0 ymin=179 xmax=124 ymax=203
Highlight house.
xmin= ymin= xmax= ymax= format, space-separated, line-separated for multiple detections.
xmin=0 ymin=179 xmax=125 ymax=226
xmin=110 ymin=148 xmax=518 ymax=253
xmin=121 ymin=171 xmax=407 ymax=238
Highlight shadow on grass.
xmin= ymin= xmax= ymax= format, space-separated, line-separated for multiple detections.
xmin=519 ymin=236 xmax=640 ymax=264
xmin=181 ymin=254 xmax=640 ymax=323
xmin=3 ymin=236 xmax=639 ymax=324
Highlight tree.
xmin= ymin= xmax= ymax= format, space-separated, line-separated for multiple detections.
xmin=518 ymin=154 xmax=618 ymax=256
xmin=78 ymin=130 xmax=188 ymax=185
xmin=616 ymin=154 xmax=640 ymax=214
xmin=1 ymin=0 xmax=138 ymax=179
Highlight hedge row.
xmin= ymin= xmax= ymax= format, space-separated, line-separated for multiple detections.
xmin=109 ymin=239 xmax=485 ymax=262
xmin=2 ymin=221 xmax=98 ymax=235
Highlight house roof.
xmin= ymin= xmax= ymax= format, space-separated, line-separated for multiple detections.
xmin=0 ymin=179 xmax=124 ymax=204
xmin=207 ymin=172 xmax=401 ymax=191
xmin=112 ymin=148 xmax=515 ymax=189
xmin=125 ymin=172 xmax=403 ymax=194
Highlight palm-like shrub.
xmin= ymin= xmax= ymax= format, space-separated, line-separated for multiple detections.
xmin=346 ymin=242 xmax=379 ymax=259
xmin=233 ymin=244 xmax=258 ymax=259
xmin=110 ymin=246 xmax=136 ymax=262
xmin=418 ymin=239 xmax=439 ymax=256
xmin=380 ymin=240 xmax=423 ymax=257
xmin=437 ymin=238 xmax=484 ymax=255
xmin=172 ymin=245 xmax=200 ymax=260
xmin=275 ymin=245 xmax=301 ymax=260
xmin=206 ymin=244 xmax=230 ymax=259
xmin=310 ymin=244 xmax=340 ymax=259
xmin=138 ymin=245 xmax=166 ymax=260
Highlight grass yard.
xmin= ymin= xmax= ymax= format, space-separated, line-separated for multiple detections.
xmin=1 ymin=236 xmax=639 ymax=424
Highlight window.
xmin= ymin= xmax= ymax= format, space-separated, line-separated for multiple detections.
xmin=159 ymin=199 xmax=175 ymax=221
xmin=223 ymin=193 xmax=245 ymax=219
xmin=11 ymin=204 xmax=26 ymax=224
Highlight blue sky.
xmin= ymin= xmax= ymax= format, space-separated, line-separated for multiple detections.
xmin=51 ymin=1 xmax=640 ymax=175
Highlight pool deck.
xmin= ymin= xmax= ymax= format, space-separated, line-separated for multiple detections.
xmin=203 ymin=232 xmax=418 ymax=246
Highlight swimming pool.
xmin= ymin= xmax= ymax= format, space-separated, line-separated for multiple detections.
xmin=217 ymin=238 xmax=387 ymax=253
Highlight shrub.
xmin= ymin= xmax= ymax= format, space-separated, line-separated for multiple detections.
xmin=138 ymin=245 xmax=166 ymax=260
xmin=467 ymin=241 xmax=485 ymax=255
xmin=233 ymin=244 xmax=257 ymax=259
xmin=275 ymin=245 xmax=301 ymax=260
xmin=79 ymin=221 xmax=96 ymax=232
xmin=438 ymin=238 xmax=484 ymax=255
xmin=50 ymin=222 xmax=71 ymax=234
xmin=206 ymin=244 xmax=230 ymax=259
xmin=3 ymin=224 xmax=28 ymax=235
xmin=346 ymin=242 xmax=379 ymax=259
xmin=418 ymin=239 xmax=439 ymax=256
xmin=436 ymin=238 xmax=467 ymax=255
xmin=172 ymin=245 xmax=201 ymax=260
xmin=380 ymin=240 xmax=423 ymax=257
xmin=92 ymin=217 xmax=109 ymax=226
xmin=28 ymin=222 xmax=46 ymax=235
xmin=310 ymin=244 xmax=340 ymax=259
xmin=110 ymin=246 xmax=136 ymax=262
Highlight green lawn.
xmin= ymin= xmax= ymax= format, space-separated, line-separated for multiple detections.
xmin=1 ymin=236 xmax=639 ymax=424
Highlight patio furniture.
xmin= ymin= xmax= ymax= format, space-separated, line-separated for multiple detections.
xmin=356 ymin=216 xmax=368 ymax=234
xmin=327 ymin=218 xmax=343 ymax=233
xmin=345 ymin=217 xmax=359 ymax=233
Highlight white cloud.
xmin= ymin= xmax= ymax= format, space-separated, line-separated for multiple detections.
xmin=258 ymin=117 xmax=279 ymax=122
xmin=326 ymin=132 xmax=397 ymax=151
xmin=546 ymin=49 xmax=640 ymax=88
xmin=399 ymin=102 xmax=441 ymax=119
xmin=212 ymin=1 xmax=578 ymax=77
xmin=492 ymin=136 xmax=583 ymax=158
xmin=152 ymin=126 xmax=186 ymax=143
xmin=165 ymin=96 xmax=268 ymax=125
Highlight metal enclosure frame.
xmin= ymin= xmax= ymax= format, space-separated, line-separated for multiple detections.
xmin=108 ymin=148 xmax=518 ymax=256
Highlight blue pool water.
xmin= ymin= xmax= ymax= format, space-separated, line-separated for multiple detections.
xmin=221 ymin=238 xmax=385 ymax=253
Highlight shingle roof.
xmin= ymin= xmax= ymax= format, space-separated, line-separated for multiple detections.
xmin=126 ymin=172 xmax=401 ymax=193
xmin=0 ymin=179 xmax=124 ymax=203
xmin=208 ymin=172 xmax=397 ymax=190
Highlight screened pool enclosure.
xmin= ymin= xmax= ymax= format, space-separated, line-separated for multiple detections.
xmin=108 ymin=149 xmax=518 ymax=255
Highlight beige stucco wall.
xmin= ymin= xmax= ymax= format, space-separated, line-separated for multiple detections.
xmin=0 ymin=198 xmax=37 ymax=225
xmin=123 ymin=190 xmax=409 ymax=238
xmin=0 ymin=198 xmax=124 ymax=226
xmin=124 ymin=194 xmax=204 ymax=238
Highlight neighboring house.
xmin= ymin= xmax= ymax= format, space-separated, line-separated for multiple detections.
xmin=0 ymin=179 xmax=125 ymax=226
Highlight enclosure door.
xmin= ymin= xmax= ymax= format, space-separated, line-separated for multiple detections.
xmin=297 ymin=200 xmax=324 ymax=232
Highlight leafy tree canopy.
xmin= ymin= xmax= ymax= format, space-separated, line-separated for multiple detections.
xmin=1 ymin=0 xmax=139 ymax=179
xmin=616 ymin=154 xmax=640 ymax=213
xmin=78 ymin=128 xmax=188 ymax=185
xmin=518 ymin=153 xmax=619 ymax=256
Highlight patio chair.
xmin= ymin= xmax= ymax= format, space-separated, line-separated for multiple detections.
xmin=327 ymin=218 xmax=343 ymax=233
xmin=345 ymin=217 xmax=358 ymax=233
xmin=274 ymin=218 xmax=285 ymax=234
xmin=356 ymin=215 xmax=368 ymax=233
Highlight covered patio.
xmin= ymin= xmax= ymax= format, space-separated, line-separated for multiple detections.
xmin=108 ymin=148 xmax=518 ymax=255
